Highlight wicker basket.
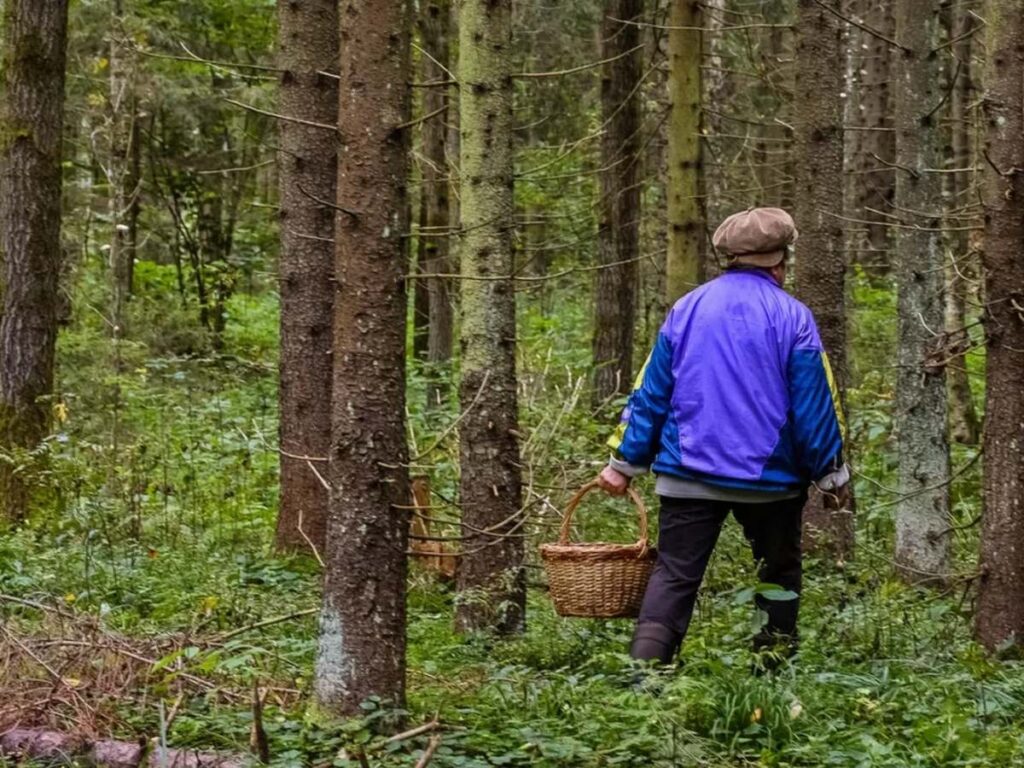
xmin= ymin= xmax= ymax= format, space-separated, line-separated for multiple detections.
xmin=540 ymin=480 xmax=656 ymax=619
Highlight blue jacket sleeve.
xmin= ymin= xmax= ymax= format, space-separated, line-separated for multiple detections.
xmin=787 ymin=311 xmax=847 ymax=481
xmin=606 ymin=330 xmax=674 ymax=467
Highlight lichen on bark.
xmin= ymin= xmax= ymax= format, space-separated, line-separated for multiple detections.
xmin=454 ymin=0 xmax=525 ymax=635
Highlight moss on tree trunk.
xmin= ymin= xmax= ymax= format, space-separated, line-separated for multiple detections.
xmin=664 ymin=0 xmax=704 ymax=303
xmin=454 ymin=0 xmax=525 ymax=635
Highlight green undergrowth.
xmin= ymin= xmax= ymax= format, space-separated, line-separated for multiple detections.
xmin=1 ymin=269 xmax=1013 ymax=767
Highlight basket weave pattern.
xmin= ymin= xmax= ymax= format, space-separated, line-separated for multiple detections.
xmin=540 ymin=481 xmax=656 ymax=618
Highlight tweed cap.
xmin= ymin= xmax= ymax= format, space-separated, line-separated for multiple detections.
xmin=712 ymin=207 xmax=798 ymax=268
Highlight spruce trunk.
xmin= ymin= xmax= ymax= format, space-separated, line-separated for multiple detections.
xmin=274 ymin=0 xmax=337 ymax=553
xmin=109 ymin=0 xmax=134 ymax=339
xmin=664 ymin=0 xmax=703 ymax=303
xmin=312 ymin=0 xmax=413 ymax=714
xmin=794 ymin=0 xmax=853 ymax=558
xmin=0 ymin=0 xmax=70 ymax=522
xmin=848 ymin=0 xmax=895 ymax=271
xmin=420 ymin=0 xmax=454 ymax=409
xmin=975 ymin=0 xmax=1024 ymax=651
xmin=892 ymin=0 xmax=950 ymax=584
xmin=454 ymin=0 xmax=525 ymax=635
xmin=592 ymin=1 xmax=642 ymax=404
xmin=942 ymin=1 xmax=979 ymax=446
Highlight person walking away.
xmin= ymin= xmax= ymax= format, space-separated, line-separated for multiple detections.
xmin=596 ymin=207 xmax=850 ymax=665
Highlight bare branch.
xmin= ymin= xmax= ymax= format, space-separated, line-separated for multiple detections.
xmin=224 ymin=98 xmax=337 ymax=133
xmin=811 ymin=0 xmax=911 ymax=53
xmin=514 ymin=44 xmax=644 ymax=79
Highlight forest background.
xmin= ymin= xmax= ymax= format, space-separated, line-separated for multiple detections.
xmin=0 ymin=0 xmax=1023 ymax=766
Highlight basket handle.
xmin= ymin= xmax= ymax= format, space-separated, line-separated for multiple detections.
xmin=558 ymin=480 xmax=649 ymax=553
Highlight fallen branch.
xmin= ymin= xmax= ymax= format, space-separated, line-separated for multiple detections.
xmin=385 ymin=717 xmax=440 ymax=745
xmin=215 ymin=608 xmax=319 ymax=643
xmin=414 ymin=735 xmax=442 ymax=768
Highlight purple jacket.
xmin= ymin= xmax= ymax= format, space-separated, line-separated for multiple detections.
xmin=608 ymin=269 xmax=846 ymax=492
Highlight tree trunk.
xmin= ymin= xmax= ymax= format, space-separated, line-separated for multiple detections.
xmin=664 ymin=0 xmax=703 ymax=303
xmin=701 ymin=0 xmax=727 ymax=279
xmin=273 ymin=0 xmax=337 ymax=554
xmin=794 ymin=0 xmax=853 ymax=559
xmin=108 ymin=0 xmax=134 ymax=339
xmin=411 ymin=216 xmax=430 ymax=360
xmin=126 ymin=114 xmax=142 ymax=296
xmin=454 ymin=0 xmax=525 ymax=635
xmin=847 ymin=0 xmax=895 ymax=273
xmin=892 ymin=0 xmax=950 ymax=584
xmin=942 ymin=1 xmax=979 ymax=447
xmin=312 ymin=0 xmax=413 ymax=716
xmin=639 ymin=0 xmax=668 ymax=347
xmin=974 ymin=0 xmax=1024 ymax=651
xmin=420 ymin=0 xmax=454 ymax=410
xmin=592 ymin=1 xmax=642 ymax=405
xmin=0 ymin=0 xmax=70 ymax=522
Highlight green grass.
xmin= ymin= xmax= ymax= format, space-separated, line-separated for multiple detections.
xmin=1 ymin=268 xmax=1017 ymax=767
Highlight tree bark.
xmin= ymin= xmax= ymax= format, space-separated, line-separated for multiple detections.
xmin=454 ymin=0 xmax=525 ymax=635
xmin=274 ymin=0 xmax=337 ymax=554
xmin=420 ymin=0 xmax=454 ymax=409
xmin=664 ymin=0 xmax=704 ymax=303
xmin=847 ymin=0 xmax=895 ymax=272
xmin=312 ymin=0 xmax=413 ymax=715
xmin=108 ymin=0 xmax=135 ymax=339
xmin=794 ymin=0 xmax=854 ymax=559
xmin=639 ymin=0 xmax=669 ymax=348
xmin=941 ymin=0 xmax=979 ymax=447
xmin=592 ymin=1 xmax=642 ymax=404
xmin=0 ymin=0 xmax=70 ymax=522
xmin=892 ymin=0 xmax=950 ymax=584
xmin=974 ymin=0 xmax=1024 ymax=651
xmin=411 ymin=225 xmax=430 ymax=361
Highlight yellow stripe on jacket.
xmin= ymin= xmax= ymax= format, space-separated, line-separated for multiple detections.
xmin=820 ymin=351 xmax=847 ymax=443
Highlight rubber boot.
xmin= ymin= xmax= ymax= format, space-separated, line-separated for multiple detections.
xmin=629 ymin=621 xmax=681 ymax=665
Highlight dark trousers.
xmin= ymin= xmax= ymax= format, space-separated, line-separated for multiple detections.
xmin=638 ymin=495 xmax=805 ymax=645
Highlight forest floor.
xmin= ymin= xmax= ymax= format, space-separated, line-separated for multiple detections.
xmin=1 ymin=268 xmax=1018 ymax=768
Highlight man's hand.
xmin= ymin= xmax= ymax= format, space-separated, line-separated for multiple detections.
xmin=596 ymin=465 xmax=630 ymax=496
xmin=822 ymin=482 xmax=851 ymax=512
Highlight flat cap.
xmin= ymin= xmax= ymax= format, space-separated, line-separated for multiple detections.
xmin=712 ymin=207 xmax=798 ymax=268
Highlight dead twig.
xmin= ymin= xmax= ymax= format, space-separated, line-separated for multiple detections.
xmin=385 ymin=717 xmax=440 ymax=744
xmin=224 ymin=98 xmax=337 ymax=133
xmin=297 ymin=510 xmax=326 ymax=568
xmin=215 ymin=608 xmax=319 ymax=643
xmin=414 ymin=735 xmax=442 ymax=768
xmin=811 ymin=0 xmax=911 ymax=53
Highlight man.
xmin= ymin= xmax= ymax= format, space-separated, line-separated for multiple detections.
xmin=597 ymin=207 xmax=850 ymax=665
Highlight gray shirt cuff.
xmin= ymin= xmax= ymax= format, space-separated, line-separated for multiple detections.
xmin=608 ymin=455 xmax=649 ymax=478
